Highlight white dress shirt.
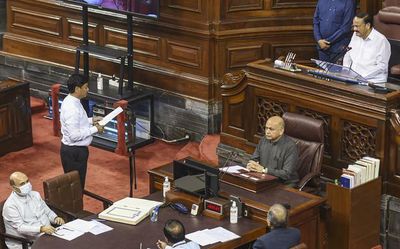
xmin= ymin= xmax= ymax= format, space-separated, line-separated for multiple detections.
xmin=60 ymin=94 xmax=98 ymax=146
xmin=166 ymin=240 xmax=200 ymax=249
xmin=343 ymin=28 xmax=391 ymax=83
xmin=2 ymin=191 xmax=58 ymax=249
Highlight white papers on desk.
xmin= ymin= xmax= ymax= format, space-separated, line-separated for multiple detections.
xmin=53 ymin=226 xmax=84 ymax=241
xmin=186 ymin=227 xmax=240 ymax=246
xmin=52 ymin=219 xmax=113 ymax=241
xmin=64 ymin=219 xmax=97 ymax=233
xmin=219 ymin=165 xmax=249 ymax=174
xmin=98 ymin=106 xmax=123 ymax=126
xmin=89 ymin=220 xmax=113 ymax=235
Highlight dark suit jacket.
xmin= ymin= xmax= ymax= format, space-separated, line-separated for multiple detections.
xmin=252 ymin=227 xmax=301 ymax=249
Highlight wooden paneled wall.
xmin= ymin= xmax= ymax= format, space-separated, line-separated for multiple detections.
xmin=4 ymin=0 xmax=322 ymax=102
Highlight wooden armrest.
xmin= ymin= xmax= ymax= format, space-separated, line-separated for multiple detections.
xmin=83 ymin=190 xmax=113 ymax=209
xmin=297 ymin=172 xmax=320 ymax=191
xmin=45 ymin=201 xmax=78 ymax=221
xmin=1 ymin=231 xmax=33 ymax=249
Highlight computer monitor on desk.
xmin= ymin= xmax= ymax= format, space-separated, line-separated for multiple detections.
xmin=173 ymin=159 xmax=219 ymax=198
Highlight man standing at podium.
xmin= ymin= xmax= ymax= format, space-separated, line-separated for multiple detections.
xmin=247 ymin=116 xmax=299 ymax=186
xmin=60 ymin=74 xmax=104 ymax=188
xmin=313 ymin=0 xmax=355 ymax=62
xmin=343 ymin=12 xmax=391 ymax=83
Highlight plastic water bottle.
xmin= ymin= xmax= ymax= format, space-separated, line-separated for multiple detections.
xmin=163 ymin=176 xmax=170 ymax=198
xmin=97 ymin=73 xmax=103 ymax=90
xmin=230 ymin=201 xmax=238 ymax=224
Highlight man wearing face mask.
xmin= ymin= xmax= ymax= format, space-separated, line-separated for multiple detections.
xmin=2 ymin=172 xmax=65 ymax=249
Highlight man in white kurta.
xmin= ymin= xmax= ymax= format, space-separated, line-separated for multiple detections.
xmin=2 ymin=172 xmax=65 ymax=249
xmin=343 ymin=12 xmax=391 ymax=83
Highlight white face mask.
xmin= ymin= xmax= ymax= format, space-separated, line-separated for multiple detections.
xmin=17 ymin=182 xmax=32 ymax=196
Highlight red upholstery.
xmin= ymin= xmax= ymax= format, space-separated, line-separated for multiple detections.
xmin=282 ymin=113 xmax=324 ymax=192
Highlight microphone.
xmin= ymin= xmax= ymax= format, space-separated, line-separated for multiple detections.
xmin=219 ymin=151 xmax=239 ymax=180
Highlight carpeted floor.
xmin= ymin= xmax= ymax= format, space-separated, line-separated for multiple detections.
xmin=0 ymin=108 xmax=220 ymax=213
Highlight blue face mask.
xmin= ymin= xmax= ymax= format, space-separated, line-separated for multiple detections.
xmin=17 ymin=182 xmax=32 ymax=196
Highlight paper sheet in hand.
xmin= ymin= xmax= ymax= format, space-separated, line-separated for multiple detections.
xmin=98 ymin=106 xmax=123 ymax=126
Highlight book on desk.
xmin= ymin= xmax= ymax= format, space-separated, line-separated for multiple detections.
xmin=219 ymin=166 xmax=278 ymax=193
xmin=98 ymin=197 xmax=162 ymax=225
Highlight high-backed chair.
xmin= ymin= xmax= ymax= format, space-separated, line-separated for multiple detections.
xmin=43 ymin=171 xmax=113 ymax=221
xmin=0 ymin=201 xmax=33 ymax=249
xmin=282 ymin=113 xmax=325 ymax=193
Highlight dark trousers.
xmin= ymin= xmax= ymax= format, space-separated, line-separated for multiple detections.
xmin=60 ymin=143 xmax=89 ymax=188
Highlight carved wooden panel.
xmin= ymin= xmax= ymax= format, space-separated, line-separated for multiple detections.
xmin=166 ymin=0 xmax=201 ymax=12
xmin=0 ymin=105 xmax=11 ymax=142
xmin=166 ymin=40 xmax=202 ymax=68
xmin=341 ymin=121 xmax=377 ymax=162
xmin=66 ymin=19 xmax=97 ymax=44
xmin=226 ymin=0 xmax=264 ymax=12
xmin=10 ymin=7 xmax=62 ymax=37
xmin=298 ymin=108 xmax=332 ymax=156
xmin=272 ymin=0 xmax=317 ymax=8
xmin=227 ymin=45 xmax=264 ymax=69
xmin=256 ymin=97 xmax=288 ymax=135
xmin=133 ymin=33 xmax=162 ymax=58
xmin=228 ymin=102 xmax=245 ymax=130
xmin=103 ymin=26 xmax=127 ymax=50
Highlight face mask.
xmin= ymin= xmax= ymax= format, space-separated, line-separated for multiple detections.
xmin=17 ymin=182 xmax=32 ymax=196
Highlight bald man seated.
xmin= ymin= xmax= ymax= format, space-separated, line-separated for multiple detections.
xmin=253 ymin=204 xmax=301 ymax=249
xmin=2 ymin=172 xmax=65 ymax=249
xmin=247 ymin=116 xmax=299 ymax=186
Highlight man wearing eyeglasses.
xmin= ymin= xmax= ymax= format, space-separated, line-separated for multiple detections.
xmin=247 ymin=116 xmax=299 ymax=186
xmin=2 ymin=172 xmax=65 ymax=249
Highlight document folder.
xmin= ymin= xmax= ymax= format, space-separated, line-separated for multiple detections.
xmin=98 ymin=197 xmax=162 ymax=225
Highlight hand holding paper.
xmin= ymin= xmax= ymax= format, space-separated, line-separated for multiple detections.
xmin=98 ymin=107 xmax=123 ymax=126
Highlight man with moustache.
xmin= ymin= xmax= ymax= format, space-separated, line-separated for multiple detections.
xmin=343 ymin=12 xmax=391 ymax=83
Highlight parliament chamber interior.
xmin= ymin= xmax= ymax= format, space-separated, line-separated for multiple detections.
xmin=1 ymin=0 xmax=400 ymax=249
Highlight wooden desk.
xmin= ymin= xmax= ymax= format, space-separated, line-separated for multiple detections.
xmin=219 ymin=60 xmax=400 ymax=197
xmin=32 ymin=192 xmax=266 ymax=249
xmin=0 ymin=79 xmax=32 ymax=156
xmin=148 ymin=163 xmax=325 ymax=249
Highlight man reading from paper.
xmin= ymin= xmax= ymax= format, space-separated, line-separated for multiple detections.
xmin=247 ymin=116 xmax=299 ymax=186
xmin=156 ymin=219 xmax=200 ymax=249
xmin=343 ymin=12 xmax=391 ymax=83
xmin=60 ymin=74 xmax=104 ymax=188
xmin=2 ymin=172 xmax=65 ymax=249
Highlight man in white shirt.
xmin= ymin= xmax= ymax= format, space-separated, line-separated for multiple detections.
xmin=343 ymin=12 xmax=391 ymax=83
xmin=2 ymin=172 xmax=65 ymax=249
xmin=60 ymin=74 xmax=104 ymax=188
xmin=156 ymin=219 xmax=200 ymax=249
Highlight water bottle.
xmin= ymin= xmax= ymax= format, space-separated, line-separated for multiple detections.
xmin=150 ymin=206 xmax=159 ymax=222
xmin=97 ymin=73 xmax=103 ymax=90
xmin=163 ymin=176 xmax=170 ymax=198
xmin=230 ymin=201 xmax=238 ymax=224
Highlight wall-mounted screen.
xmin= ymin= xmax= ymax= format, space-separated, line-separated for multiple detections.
xmin=65 ymin=0 xmax=159 ymax=18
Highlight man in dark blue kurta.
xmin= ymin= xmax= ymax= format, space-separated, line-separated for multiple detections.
xmin=313 ymin=0 xmax=356 ymax=62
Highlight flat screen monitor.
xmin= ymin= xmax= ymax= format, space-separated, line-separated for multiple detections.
xmin=64 ymin=0 xmax=160 ymax=18
xmin=173 ymin=159 xmax=219 ymax=198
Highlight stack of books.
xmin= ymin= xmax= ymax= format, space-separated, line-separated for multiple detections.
xmin=339 ymin=156 xmax=380 ymax=188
